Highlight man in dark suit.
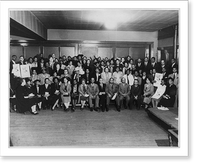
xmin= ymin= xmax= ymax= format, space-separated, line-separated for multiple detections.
xmin=105 ymin=77 xmax=119 ymax=111
xmin=40 ymin=78 xmax=51 ymax=109
xmin=150 ymin=57 xmax=158 ymax=71
xmin=72 ymin=69 xmax=82 ymax=86
xmin=10 ymin=55 xmax=18 ymax=92
xmin=93 ymin=68 xmax=101 ymax=84
xmin=10 ymin=55 xmax=17 ymax=74
xmin=118 ymin=77 xmax=131 ymax=111
xmin=162 ymin=67 xmax=168 ymax=83
xmin=143 ymin=57 xmax=151 ymax=74
xmin=18 ymin=55 xmax=26 ymax=65
xmin=82 ymin=68 xmax=92 ymax=85
xmin=136 ymin=58 xmax=144 ymax=72
xmin=157 ymin=59 xmax=168 ymax=73
xmin=169 ymin=58 xmax=178 ymax=74
xmin=130 ymin=79 xmax=142 ymax=110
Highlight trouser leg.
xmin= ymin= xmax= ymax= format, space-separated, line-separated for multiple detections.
xmin=125 ymin=95 xmax=130 ymax=108
xmin=95 ymin=96 xmax=99 ymax=108
xmin=89 ymin=97 xmax=93 ymax=108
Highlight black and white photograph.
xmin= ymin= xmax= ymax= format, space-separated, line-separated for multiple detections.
xmin=0 ymin=0 xmax=189 ymax=157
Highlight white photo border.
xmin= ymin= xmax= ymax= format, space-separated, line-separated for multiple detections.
xmin=0 ymin=1 xmax=188 ymax=156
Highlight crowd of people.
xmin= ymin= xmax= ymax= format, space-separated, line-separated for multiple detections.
xmin=9 ymin=53 xmax=179 ymax=115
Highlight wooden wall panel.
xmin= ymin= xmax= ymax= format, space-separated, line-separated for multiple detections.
xmin=129 ymin=47 xmax=145 ymax=60
xmin=25 ymin=46 xmax=40 ymax=58
xmin=44 ymin=47 xmax=59 ymax=58
xmin=60 ymin=47 xmax=75 ymax=57
xmin=98 ymin=47 xmax=113 ymax=59
xmin=10 ymin=46 xmax=23 ymax=60
xmin=116 ymin=48 xmax=129 ymax=58
xmin=79 ymin=45 xmax=98 ymax=58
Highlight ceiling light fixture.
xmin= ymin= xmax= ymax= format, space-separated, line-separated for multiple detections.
xmin=85 ymin=10 xmax=131 ymax=30
xmin=105 ymin=21 xmax=118 ymax=30
xmin=20 ymin=43 xmax=28 ymax=47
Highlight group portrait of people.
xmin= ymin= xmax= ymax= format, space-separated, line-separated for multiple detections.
xmin=9 ymin=53 xmax=179 ymax=115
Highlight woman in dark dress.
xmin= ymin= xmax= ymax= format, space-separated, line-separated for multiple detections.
xmin=141 ymin=71 xmax=147 ymax=95
xmin=71 ymin=79 xmax=79 ymax=112
xmin=50 ymin=77 xmax=61 ymax=110
xmin=25 ymin=79 xmax=38 ymax=114
xmin=32 ymin=79 xmax=42 ymax=110
xmin=15 ymin=78 xmax=38 ymax=114
xmin=159 ymin=77 xmax=177 ymax=107
xmin=10 ymin=87 xmax=17 ymax=112
xmin=98 ymin=78 xmax=107 ymax=112
xmin=40 ymin=78 xmax=52 ymax=109
xmin=53 ymin=63 xmax=64 ymax=78
xmin=130 ymin=79 xmax=142 ymax=110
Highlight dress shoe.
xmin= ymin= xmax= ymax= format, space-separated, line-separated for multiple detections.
xmin=31 ymin=111 xmax=38 ymax=115
xmin=117 ymin=107 xmax=121 ymax=112
xmin=90 ymin=108 xmax=93 ymax=111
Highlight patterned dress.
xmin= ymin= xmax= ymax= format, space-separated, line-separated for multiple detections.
xmin=143 ymin=83 xmax=154 ymax=104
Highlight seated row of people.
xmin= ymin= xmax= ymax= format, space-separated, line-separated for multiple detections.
xmin=10 ymin=73 xmax=177 ymax=115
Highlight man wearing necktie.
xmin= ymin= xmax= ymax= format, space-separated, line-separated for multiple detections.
xmin=168 ymin=67 xmax=178 ymax=87
xmin=88 ymin=78 xmax=99 ymax=111
xmin=94 ymin=68 xmax=101 ymax=84
xmin=171 ymin=67 xmax=179 ymax=108
xmin=123 ymin=69 xmax=134 ymax=86
xmin=118 ymin=77 xmax=130 ymax=111
xmin=105 ymin=77 xmax=119 ymax=111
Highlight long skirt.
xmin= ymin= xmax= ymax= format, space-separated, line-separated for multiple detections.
xmin=16 ymin=98 xmax=36 ymax=113
xmin=159 ymin=96 xmax=175 ymax=107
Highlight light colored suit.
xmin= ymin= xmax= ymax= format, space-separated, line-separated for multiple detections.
xmin=105 ymin=83 xmax=119 ymax=106
xmin=88 ymin=83 xmax=99 ymax=108
xmin=118 ymin=83 xmax=130 ymax=107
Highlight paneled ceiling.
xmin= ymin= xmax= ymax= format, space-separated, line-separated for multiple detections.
xmin=31 ymin=10 xmax=178 ymax=32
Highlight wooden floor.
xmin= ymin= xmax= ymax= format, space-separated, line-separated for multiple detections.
xmin=10 ymin=107 xmax=168 ymax=147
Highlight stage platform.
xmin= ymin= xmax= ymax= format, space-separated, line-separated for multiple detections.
xmin=146 ymin=108 xmax=178 ymax=146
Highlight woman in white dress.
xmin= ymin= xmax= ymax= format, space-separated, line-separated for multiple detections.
xmin=151 ymin=79 xmax=166 ymax=107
